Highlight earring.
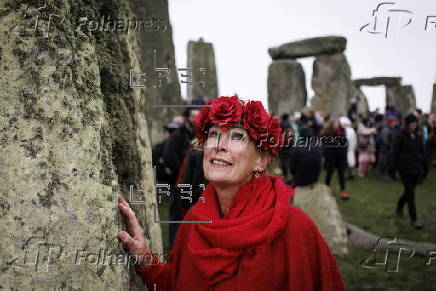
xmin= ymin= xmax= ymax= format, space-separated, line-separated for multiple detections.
xmin=254 ymin=170 xmax=261 ymax=178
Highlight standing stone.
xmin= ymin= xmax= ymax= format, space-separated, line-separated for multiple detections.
xmin=431 ymin=84 xmax=436 ymax=113
xmin=311 ymin=53 xmax=355 ymax=116
xmin=386 ymin=84 xmax=416 ymax=115
xmin=187 ymin=38 xmax=219 ymax=101
xmin=0 ymin=1 xmax=161 ymax=289
xmin=399 ymin=85 xmax=417 ymax=115
xmin=130 ymin=0 xmax=182 ymax=145
xmin=292 ymin=184 xmax=348 ymax=256
xmin=267 ymin=60 xmax=307 ymax=116
xmin=385 ymin=85 xmax=399 ymax=110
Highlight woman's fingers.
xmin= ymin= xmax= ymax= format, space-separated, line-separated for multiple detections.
xmin=118 ymin=195 xmax=129 ymax=207
xmin=117 ymin=231 xmax=150 ymax=256
xmin=117 ymin=196 xmax=144 ymax=237
xmin=117 ymin=230 xmax=134 ymax=245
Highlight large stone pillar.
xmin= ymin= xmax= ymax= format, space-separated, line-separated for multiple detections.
xmin=267 ymin=60 xmax=307 ymax=116
xmin=130 ymin=0 xmax=182 ymax=145
xmin=431 ymin=83 xmax=436 ymax=113
xmin=311 ymin=53 xmax=356 ymax=116
xmin=1 ymin=1 xmax=161 ymax=289
xmin=386 ymin=85 xmax=400 ymax=109
xmin=398 ymin=85 xmax=416 ymax=115
xmin=187 ymin=38 xmax=219 ymax=101
xmin=386 ymin=84 xmax=416 ymax=114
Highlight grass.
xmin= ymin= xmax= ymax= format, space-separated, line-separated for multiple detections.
xmin=324 ymin=167 xmax=436 ymax=243
xmin=336 ymin=247 xmax=436 ymax=291
xmin=155 ymin=165 xmax=436 ymax=290
xmin=322 ymin=165 xmax=436 ymax=290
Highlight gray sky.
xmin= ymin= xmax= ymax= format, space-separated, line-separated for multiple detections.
xmin=169 ymin=0 xmax=436 ymax=113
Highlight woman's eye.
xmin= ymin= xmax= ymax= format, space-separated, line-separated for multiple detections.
xmin=208 ymin=131 xmax=218 ymax=138
xmin=232 ymin=133 xmax=244 ymax=140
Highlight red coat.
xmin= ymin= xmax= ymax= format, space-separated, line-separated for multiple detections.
xmin=136 ymin=175 xmax=346 ymax=291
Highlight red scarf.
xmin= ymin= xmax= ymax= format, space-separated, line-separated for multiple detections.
xmin=135 ymin=174 xmax=346 ymax=290
xmin=187 ymin=174 xmax=294 ymax=286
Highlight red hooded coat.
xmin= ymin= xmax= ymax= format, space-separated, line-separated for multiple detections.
xmin=136 ymin=174 xmax=346 ymax=291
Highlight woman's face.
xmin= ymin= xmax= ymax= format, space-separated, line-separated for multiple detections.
xmin=203 ymin=126 xmax=268 ymax=187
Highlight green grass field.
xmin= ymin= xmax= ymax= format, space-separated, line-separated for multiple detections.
xmin=323 ymin=166 xmax=436 ymax=290
xmin=156 ymin=166 xmax=436 ymax=290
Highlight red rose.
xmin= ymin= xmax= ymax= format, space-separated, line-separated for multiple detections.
xmin=243 ymin=101 xmax=270 ymax=140
xmin=262 ymin=118 xmax=283 ymax=155
xmin=194 ymin=102 xmax=212 ymax=143
xmin=208 ymin=96 xmax=243 ymax=131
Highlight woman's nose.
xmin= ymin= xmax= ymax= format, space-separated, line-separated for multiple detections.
xmin=215 ymin=132 xmax=229 ymax=153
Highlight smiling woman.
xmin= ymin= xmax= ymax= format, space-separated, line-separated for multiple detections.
xmin=117 ymin=96 xmax=346 ymax=290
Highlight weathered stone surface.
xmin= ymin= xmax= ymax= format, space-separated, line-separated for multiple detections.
xmin=310 ymin=53 xmax=356 ymax=116
xmin=0 ymin=1 xmax=161 ymax=289
xmin=431 ymin=84 xmax=436 ymax=113
xmin=398 ymin=85 xmax=416 ymax=114
xmin=386 ymin=85 xmax=416 ymax=115
xmin=269 ymin=36 xmax=346 ymax=59
xmin=267 ymin=60 xmax=307 ymax=116
xmin=187 ymin=38 xmax=219 ymax=101
xmin=130 ymin=0 xmax=182 ymax=145
xmin=353 ymin=77 xmax=402 ymax=88
xmin=293 ymin=184 xmax=348 ymax=256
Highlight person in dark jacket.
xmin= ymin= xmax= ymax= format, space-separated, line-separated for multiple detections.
xmin=152 ymin=123 xmax=180 ymax=184
xmin=178 ymin=149 xmax=209 ymax=213
xmin=163 ymin=107 xmax=199 ymax=248
xmin=321 ymin=118 xmax=350 ymax=199
xmin=393 ymin=114 xmax=427 ymax=230
xmin=289 ymin=126 xmax=322 ymax=187
xmin=378 ymin=117 xmax=399 ymax=180
xmin=279 ymin=113 xmax=293 ymax=179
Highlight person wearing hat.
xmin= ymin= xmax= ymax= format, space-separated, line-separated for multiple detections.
xmin=393 ymin=114 xmax=427 ymax=229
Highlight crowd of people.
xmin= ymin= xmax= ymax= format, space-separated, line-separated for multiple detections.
xmin=279 ymin=105 xmax=436 ymax=230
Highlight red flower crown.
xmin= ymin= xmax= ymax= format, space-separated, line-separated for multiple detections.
xmin=194 ymin=96 xmax=283 ymax=155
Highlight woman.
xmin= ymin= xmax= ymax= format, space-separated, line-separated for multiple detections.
xmin=322 ymin=118 xmax=350 ymax=199
xmin=357 ymin=117 xmax=377 ymax=177
xmin=117 ymin=96 xmax=345 ymax=290
xmin=339 ymin=117 xmax=357 ymax=179
xmin=393 ymin=114 xmax=427 ymax=229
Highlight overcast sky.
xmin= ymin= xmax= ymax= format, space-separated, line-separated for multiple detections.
xmin=168 ymin=0 xmax=436 ymax=113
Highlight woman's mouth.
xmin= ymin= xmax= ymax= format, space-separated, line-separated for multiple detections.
xmin=210 ymin=158 xmax=233 ymax=167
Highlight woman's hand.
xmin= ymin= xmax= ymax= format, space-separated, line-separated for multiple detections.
xmin=117 ymin=195 xmax=150 ymax=262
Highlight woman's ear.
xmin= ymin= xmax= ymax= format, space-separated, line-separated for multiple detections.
xmin=256 ymin=151 xmax=272 ymax=172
